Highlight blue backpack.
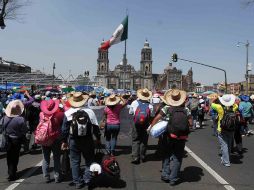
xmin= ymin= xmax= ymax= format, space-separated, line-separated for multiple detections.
xmin=134 ymin=101 xmax=151 ymax=126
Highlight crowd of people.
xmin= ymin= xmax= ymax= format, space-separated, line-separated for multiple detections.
xmin=0 ymin=88 xmax=253 ymax=188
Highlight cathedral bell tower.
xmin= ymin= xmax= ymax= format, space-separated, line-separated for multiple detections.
xmin=97 ymin=40 xmax=109 ymax=75
xmin=140 ymin=39 xmax=153 ymax=89
xmin=140 ymin=39 xmax=152 ymax=76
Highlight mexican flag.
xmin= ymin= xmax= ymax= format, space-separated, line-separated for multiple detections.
xmin=100 ymin=16 xmax=128 ymax=50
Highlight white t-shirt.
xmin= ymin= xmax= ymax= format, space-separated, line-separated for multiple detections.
xmin=65 ymin=107 xmax=98 ymax=126
xmin=129 ymin=99 xmax=154 ymax=117
xmin=151 ymin=97 xmax=161 ymax=104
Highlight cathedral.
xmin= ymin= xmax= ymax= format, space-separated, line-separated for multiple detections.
xmin=95 ymin=40 xmax=194 ymax=92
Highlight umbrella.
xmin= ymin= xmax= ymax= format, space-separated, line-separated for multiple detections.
xmin=75 ymin=85 xmax=94 ymax=92
xmin=62 ymin=87 xmax=75 ymax=93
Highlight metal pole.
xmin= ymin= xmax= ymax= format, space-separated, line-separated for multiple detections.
xmin=123 ymin=40 xmax=127 ymax=91
xmin=52 ymin=62 xmax=55 ymax=88
xmin=178 ymin=58 xmax=228 ymax=93
xmin=246 ymin=40 xmax=249 ymax=95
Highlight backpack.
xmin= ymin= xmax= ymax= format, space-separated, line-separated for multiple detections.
xmin=167 ymin=106 xmax=190 ymax=137
xmin=26 ymin=103 xmax=41 ymax=131
xmin=190 ymin=99 xmax=199 ymax=111
xmin=102 ymin=154 xmax=120 ymax=178
xmin=220 ymin=108 xmax=237 ymax=131
xmin=35 ymin=113 xmax=60 ymax=146
xmin=133 ymin=101 xmax=151 ymax=126
xmin=70 ymin=110 xmax=91 ymax=137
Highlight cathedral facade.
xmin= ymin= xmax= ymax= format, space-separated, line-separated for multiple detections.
xmin=95 ymin=40 xmax=194 ymax=92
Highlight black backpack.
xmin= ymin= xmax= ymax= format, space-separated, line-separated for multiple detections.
xmin=26 ymin=103 xmax=41 ymax=131
xmin=220 ymin=107 xmax=236 ymax=131
xmin=70 ymin=110 xmax=92 ymax=137
xmin=167 ymin=106 xmax=190 ymax=137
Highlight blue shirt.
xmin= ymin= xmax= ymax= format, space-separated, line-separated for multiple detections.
xmin=239 ymin=101 xmax=254 ymax=118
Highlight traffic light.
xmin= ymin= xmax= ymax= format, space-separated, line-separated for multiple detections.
xmin=172 ymin=53 xmax=178 ymax=62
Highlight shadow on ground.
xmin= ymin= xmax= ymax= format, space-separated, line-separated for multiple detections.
xmin=179 ymin=166 xmax=204 ymax=183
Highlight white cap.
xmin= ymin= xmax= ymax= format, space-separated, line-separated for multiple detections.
xmin=45 ymin=91 xmax=51 ymax=97
xmin=89 ymin=163 xmax=102 ymax=175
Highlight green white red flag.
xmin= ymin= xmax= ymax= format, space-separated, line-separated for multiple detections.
xmin=100 ymin=16 xmax=128 ymax=50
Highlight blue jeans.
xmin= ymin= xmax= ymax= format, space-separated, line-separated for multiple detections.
xmin=211 ymin=115 xmax=218 ymax=136
xmin=69 ymin=137 xmax=94 ymax=184
xmin=161 ymin=137 xmax=186 ymax=182
xmin=218 ymin=131 xmax=234 ymax=166
xmin=105 ymin=124 xmax=120 ymax=154
xmin=42 ymin=140 xmax=61 ymax=180
xmin=191 ymin=110 xmax=198 ymax=129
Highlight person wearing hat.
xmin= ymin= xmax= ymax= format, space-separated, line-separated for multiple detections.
xmin=102 ymin=94 xmax=128 ymax=156
xmin=87 ymin=92 xmax=98 ymax=108
xmin=25 ymin=94 xmax=42 ymax=151
xmin=186 ymin=93 xmax=200 ymax=129
xmin=1 ymin=100 xmax=28 ymax=181
xmin=207 ymin=94 xmax=219 ymax=136
xmin=129 ymin=88 xmax=154 ymax=164
xmin=39 ymin=99 xmax=64 ymax=183
xmin=148 ymin=89 xmax=192 ymax=185
xmin=211 ymin=94 xmax=238 ymax=167
xmin=61 ymin=92 xmax=101 ymax=189
xmin=148 ymin=90 xmax=171 ymax=158
xmin=239 ymin=95 xmax=254 ymax=136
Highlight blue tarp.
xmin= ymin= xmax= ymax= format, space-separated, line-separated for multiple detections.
xmin=75 ymin=85 xmax=94 ymax=92
xmin=0 ymin=82 xmax=22 ymax=90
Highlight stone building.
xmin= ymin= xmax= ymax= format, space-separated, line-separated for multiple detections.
xmin=0 ymin=57 xmax=31 ymax=73
xmin=152 ymin=63 xmax=194 ymax=91
xmin=95 ymin=40 xmax=194 ymax=91
xmin=96 ymin=40 xmax=153 ymax=90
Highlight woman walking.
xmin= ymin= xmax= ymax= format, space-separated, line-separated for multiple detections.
xmin=2 ymin=100 xmax=28 ymax=181
xmin=38 ymin=99 xmax=64 ymax=183
xmin=103 ymin=94 xmax=127 ymax=156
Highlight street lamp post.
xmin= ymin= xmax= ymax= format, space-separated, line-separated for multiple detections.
xmin=237 ymin=40 xmax=250 ymax=95
xmin=172 ymin=55 xmax=228 ymax=93
xmin=52 ymin=63 xmax=56 ymax=88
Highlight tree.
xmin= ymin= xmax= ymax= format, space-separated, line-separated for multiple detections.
xmin=0 ymin=0 xmax=29 ymax=29
xmin=242 ymin=0 xmax=254 ymax=7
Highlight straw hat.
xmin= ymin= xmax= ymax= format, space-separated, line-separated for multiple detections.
xmin=68 ymin=92 xmax=89 ymax=108
xmin=105 ymin=94 xmax=121 ymax=106
xmin=67 ymin=91 xmax=75 ymax=98
xmin=137 ymin=88 xmax=152 ymax=101
xmin=40 ymin=99 xmax=60 ymax=115
xmin=219 ymin=94 xmax=236 ymax=107
xmin=159 ymin=89 xmax=172 ymax=105
xmin=192 ymin=93 xmax=198 ymax=98
xmin=5 ymin=100 xmax=24 ymax=117
xmin=207 ymin=93 xmax=218 ymax=100
xmin=165 ymin=89 xmax=187 ymax=107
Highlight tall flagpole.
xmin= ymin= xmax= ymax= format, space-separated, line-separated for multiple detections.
xmin=123 ymin=40 xmax=127 ymax=91
xmin=123 ymin=10 xmax=128 ymax=91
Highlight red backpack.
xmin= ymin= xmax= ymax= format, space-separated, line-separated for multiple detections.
xmin=133 ymin=101 xmax=151 ymax=126
xmin=102 ymin=154 xmax=120 ymax=178
xmin=34 ymin=113 xmax=60 ymax=146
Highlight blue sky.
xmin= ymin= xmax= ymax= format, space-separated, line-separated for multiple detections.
xmin=1 ymin=0 xmax=254 ymax=85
